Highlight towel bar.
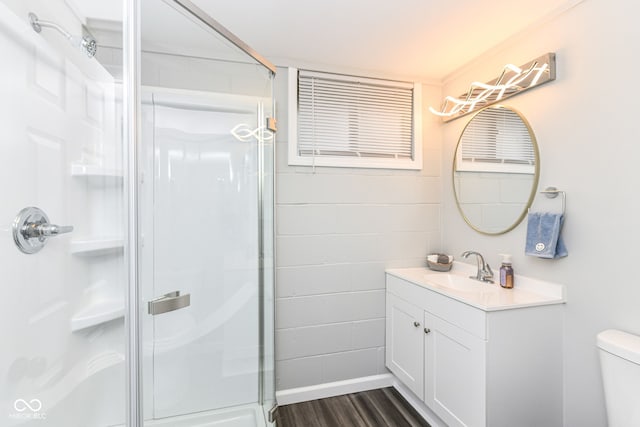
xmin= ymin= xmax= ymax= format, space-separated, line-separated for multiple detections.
xmin=529 ymin=186 xmax=566 ymax=215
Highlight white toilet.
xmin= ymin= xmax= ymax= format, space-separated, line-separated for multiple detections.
xmin=597 ymin=329 xmax=640 ymax=427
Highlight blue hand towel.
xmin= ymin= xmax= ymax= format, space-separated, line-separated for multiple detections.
xmin=525 ymin=212 xmax=568 ymax=259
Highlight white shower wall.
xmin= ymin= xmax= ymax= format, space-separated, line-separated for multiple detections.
xmin=0 ymin=1 xmax=125 ymax=426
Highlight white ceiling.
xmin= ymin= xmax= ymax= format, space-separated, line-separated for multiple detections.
xmin=73 ymin=0 xmax=576 ymax=81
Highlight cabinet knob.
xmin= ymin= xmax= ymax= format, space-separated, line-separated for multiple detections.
xmin=424 ymin=328 xmax=431 ymax=334
xmin=413 ymin=321 xmax=420 ymax=327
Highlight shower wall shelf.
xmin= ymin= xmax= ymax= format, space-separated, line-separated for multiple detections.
xmin=70 ymin=238 xmax=124 ymax=256
xmin=70 ymin=163 xmax=123 ymax=177
xmin=70 ymin=299 xmax=125 ymax=332
xmin=71 ymin=163 xmax=124 ymax=189
xmin=71 ymin=164 xmax=123 ymax=182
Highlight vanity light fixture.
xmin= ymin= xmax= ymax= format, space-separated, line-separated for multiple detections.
xmin=430 ymin=52 xmax=556 ymax=122
xmin=230 ymin=123 xmax=275 ymax=143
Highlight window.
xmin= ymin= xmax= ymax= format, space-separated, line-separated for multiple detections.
xmin=288 ymin=68 xmax=422 ymax=170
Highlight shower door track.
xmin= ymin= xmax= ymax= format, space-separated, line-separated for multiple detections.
xmin=171 ymin=0 xmax=277 ymax=75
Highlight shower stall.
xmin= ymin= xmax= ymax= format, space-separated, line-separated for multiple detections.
xmin=1 ymin=0 xmax=276 ymax=426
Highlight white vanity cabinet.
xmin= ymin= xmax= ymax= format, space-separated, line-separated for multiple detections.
xmin=423 ymin=309 xmax=486 ymax=427
xmin=385 ymin=269 xmax=564 ymax=427
xmin=386 ymin=292 xmax=425 ymax=399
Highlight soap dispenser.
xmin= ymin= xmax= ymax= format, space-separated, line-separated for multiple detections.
xmin=499 ymin=254 xmax=514 ymax=289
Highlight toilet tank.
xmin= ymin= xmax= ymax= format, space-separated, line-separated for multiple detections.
xmin=597 ymin=329 xmax=640 ymax=427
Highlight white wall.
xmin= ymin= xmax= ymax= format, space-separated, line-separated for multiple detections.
xmin=441 ymin=1 xmax=640 ymax=426
xmin=273 ymin=68 xmax=443 ymax=390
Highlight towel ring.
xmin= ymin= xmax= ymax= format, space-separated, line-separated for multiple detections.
xmin=529 ymin=186 xmax=566 ymax=215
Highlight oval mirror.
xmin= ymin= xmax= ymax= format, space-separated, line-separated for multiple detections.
xmin=453 ymin=105 xmax=539 ymax=235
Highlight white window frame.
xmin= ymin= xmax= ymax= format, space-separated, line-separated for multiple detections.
xmin=287 ymin=67 xmax=422 ymax=170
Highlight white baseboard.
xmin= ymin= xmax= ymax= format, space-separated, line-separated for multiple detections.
xmin=275 ymin=373 xmax=394 ymax=406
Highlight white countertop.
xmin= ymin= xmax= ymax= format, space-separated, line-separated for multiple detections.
xmin=386 ymin=262 xmax=566 ymax=311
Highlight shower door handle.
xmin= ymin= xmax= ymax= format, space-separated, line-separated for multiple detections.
xmin=148 ymin=291 xmax=191 ymax=315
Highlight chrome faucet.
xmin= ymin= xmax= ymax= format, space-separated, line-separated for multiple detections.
xmin=461 ymin=251 xmax=494 ymax=283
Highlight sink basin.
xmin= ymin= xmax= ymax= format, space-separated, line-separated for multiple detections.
xmin=387 ymin=266 xmax=566 ymax=311
xmin=424 ymin=273 xmax=497 ymax=293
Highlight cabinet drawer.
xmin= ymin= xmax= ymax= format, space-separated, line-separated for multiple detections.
xmin=387 ymin=274 xmax=486 ymax=339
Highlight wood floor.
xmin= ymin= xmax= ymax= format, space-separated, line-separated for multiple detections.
xmin=275 ymin=387 xmax=431 ymax=427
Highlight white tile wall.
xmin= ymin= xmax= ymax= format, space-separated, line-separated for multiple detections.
xmin=321 ymin=348 xmax=381 ymax=383
xmin=276 ymin=318 xmax=384 ymax=360
xmin=275 ymin=356 xmax=324 ymax=389
xmin=277 ymin=290 xmax=385 ymax=328
xmin=274 ymin=67 xmax=443 ymax=390
xmin=275 ymin=347 xmax=389 ymax=390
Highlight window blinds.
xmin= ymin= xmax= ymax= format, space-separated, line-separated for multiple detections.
xmin=457 ymin=107 xmax=535 ymax=174
xmin=297 ymin=70 xmax=415 ymax=161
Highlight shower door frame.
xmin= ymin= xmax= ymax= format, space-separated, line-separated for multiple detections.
xmin=123 ymin=1 xmax=277 ymax=426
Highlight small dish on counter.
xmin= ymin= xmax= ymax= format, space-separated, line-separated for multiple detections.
xmin=426 ymin=253 xmax=453 ymax=272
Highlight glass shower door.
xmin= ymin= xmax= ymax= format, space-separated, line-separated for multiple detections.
xmin=138 ymin=1 xmax=276 ymax=425
xmin=0 ymin=1 xmax=126 ymax=426
xmin=143 ymin=89 xmax=264 ymax=422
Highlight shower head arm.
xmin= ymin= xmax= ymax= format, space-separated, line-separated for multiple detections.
xmin=29 ymin=13 xmax=73 ymax=41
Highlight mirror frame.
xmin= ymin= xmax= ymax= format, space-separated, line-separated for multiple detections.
xmin=452 ymin=105 xmax=540 ymax=235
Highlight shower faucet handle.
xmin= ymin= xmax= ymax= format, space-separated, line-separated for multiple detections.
xmin=12 ymin=207 xmax=74 ymax=254
xmin=25 ymin=222 xmax=74 ymax=238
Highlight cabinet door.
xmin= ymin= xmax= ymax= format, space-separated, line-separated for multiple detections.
xmin=424 ymin=312 xmax=486 ymax=427
xmin=386 ymin=293 xmax=424 ymax=399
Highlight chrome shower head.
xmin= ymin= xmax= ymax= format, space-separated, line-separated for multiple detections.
xmin=70 ymin=35 xmax=98 ymax=58
xmin=81 ymin=37 xmax=97 ymax=58
xmin=29 ymin=12 xmax=97 ymax=58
